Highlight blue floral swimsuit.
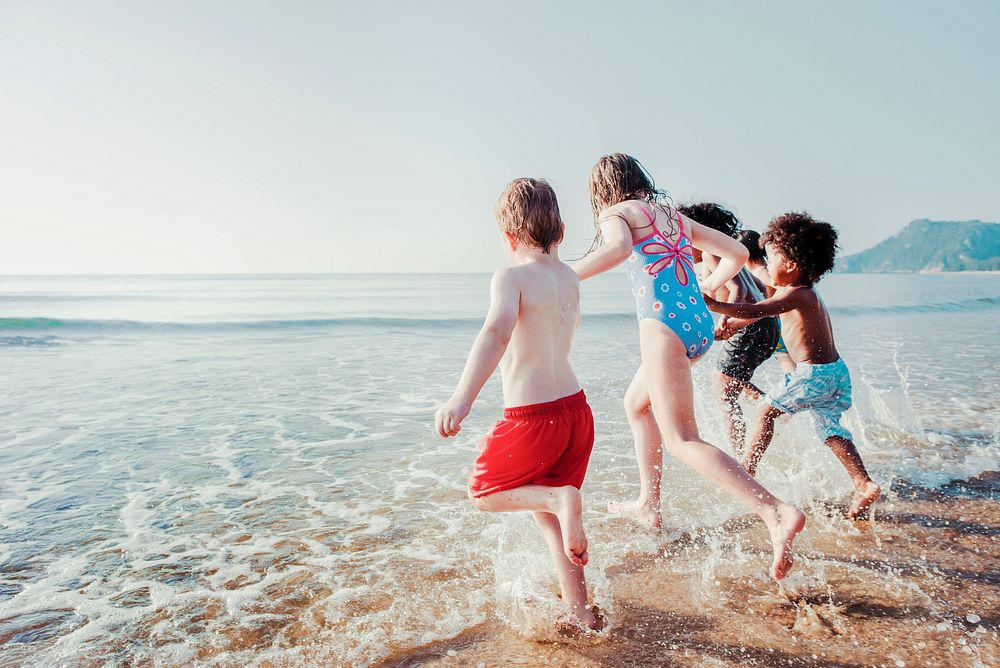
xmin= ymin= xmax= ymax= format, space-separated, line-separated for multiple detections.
xmin=624 ymin=203 xmax=714 ymax=359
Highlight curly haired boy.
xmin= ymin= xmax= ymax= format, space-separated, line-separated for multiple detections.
xmin=704 ymin=212 xmax=880 ymax=519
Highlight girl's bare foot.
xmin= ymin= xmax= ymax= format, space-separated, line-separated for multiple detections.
xmin=766 ymin=503 xmax=806 ymax=580
xmin=554 ymin=486 xmax=588 ymax=566
xmin=848 ymin=481 xmax=881 ymax=519
xmin=607 ymin=499 xmax=662 ymax=529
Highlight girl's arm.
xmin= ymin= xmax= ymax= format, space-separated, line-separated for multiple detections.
xmin=434 ymin=268 xmax=519 ymax=437
xmin=688 ymin=220 xmax=750 ymax=293
xmin=703 ymin=287 xmax=808 ymax=319
xmin=573 ymin=214 xmax=633 ymax=281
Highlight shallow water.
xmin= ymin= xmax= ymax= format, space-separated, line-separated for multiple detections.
xmin=0 ymin=273 xmax=997 ymax=666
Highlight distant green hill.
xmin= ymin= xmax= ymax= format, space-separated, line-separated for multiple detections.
xmin=838 ymin=219 xmax=1000 ymax=272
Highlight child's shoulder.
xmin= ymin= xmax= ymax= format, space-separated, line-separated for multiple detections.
xmin=783 ymin=284 xmax=823 ymax=309
xmin=495 ymin=261 xmax=578 ymax=291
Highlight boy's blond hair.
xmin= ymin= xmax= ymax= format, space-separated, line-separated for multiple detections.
xmin=496 ymin=178 xmax=564 ymax=254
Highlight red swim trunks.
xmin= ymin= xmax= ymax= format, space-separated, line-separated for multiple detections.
xmin=468 ymin=390 xmax=594 ymax=499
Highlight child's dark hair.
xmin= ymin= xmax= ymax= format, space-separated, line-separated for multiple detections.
xmin=761 ymin=212 xmax=839 ymax=284
xmin=737 ymin=230 xmax=767 ymax=264
xmin=586 ymin=153 xmax=674 ymax=252
xmin=496 ymin=178 xmax=564 ymax=254
xmin=677 ymin=202 xmax=741 ymax=239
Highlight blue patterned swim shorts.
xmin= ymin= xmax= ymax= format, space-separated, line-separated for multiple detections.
xmin=765 ymin=357 xmax=853 ymax=441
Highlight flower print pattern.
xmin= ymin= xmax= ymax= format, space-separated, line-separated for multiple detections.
xmin=624 ymin=223 xmax=711 ymax=360
xmin=641 ymin=235 xmax=696 ymax=286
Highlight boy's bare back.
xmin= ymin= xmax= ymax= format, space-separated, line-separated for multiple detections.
xmin=497 ymin=258 xmax=581 ymax=407
xmin=770 ymin=285 xmax=839 ymax=365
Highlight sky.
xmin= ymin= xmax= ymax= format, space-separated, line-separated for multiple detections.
xmin=1 ymin=1 xmax=998 ymax=274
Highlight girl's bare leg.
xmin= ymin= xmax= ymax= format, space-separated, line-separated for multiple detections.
xmin=532 ymin=512 xmax=598 ymax=629
xmin=472 ymin=485 xmax=588 ymax=565
xmin=607 ymin=367 xmax=663 ymax=528
xmin=638 ymin=320 xmax=805 ymax=580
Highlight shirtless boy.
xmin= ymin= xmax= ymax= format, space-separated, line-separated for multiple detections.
xmin=705 ymin=212 xmax=881 ymax=519
xmin=434 ymin=178 xmax=599 ymax=629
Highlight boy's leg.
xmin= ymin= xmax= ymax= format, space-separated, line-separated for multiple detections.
xmin=532 ymin=511 xmax=598 ymax=629
xmin=714 ymin=370 xmax=747 ymax=457
xmin=825 ymin=435 xmax=881 ymax=518
xmin=745 ymin=405 xmax=785 ymax=476
xmin=472 ymin=485 xmax=588 ymax=565
xmin=608 ymin=366 xmax=663 ymax=528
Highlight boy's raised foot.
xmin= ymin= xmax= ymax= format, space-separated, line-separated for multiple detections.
xmin=554 ymin=486 xmax=589 ymax=566
xmin=607 ymin=498 xmax=662 ymax=529
xmin=765 ymin=503 xmax=806 ymax=580
xmin=848 ymin=480 xmax=881 ymax=519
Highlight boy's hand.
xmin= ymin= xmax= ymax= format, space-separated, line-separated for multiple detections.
xmin=435 ymin=397 xmax=471 ymax=438
xmin=714 ymin=316 xmax=736 ymax=340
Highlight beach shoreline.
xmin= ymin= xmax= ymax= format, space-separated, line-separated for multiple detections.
xmin=383 ymin=475 xmax=1000 ymax=668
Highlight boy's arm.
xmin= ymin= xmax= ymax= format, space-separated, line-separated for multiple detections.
xmin=703 ymin=287 xmax=807 ymax=319
xmin=572 ymin=214 xmax=633 ymax=281
xmin=714 ymin=315 xmax=757 ymax=340
xmin=688 ymin=220 xmax=750 ymax=293
xmin=434 ymin=268 xmax=520 ymax=438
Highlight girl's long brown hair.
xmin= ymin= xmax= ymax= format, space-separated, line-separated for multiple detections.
xmin=585 ymin=153 xmax=675 ymax=254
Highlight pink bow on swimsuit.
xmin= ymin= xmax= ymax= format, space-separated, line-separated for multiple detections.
xmin=641 ymin=237 xmax=695 ymax=286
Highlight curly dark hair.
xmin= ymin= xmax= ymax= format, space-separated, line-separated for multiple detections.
xmin=760 ymin=212 xmax=839 ymax=285
xmin=737 ymin=230 xmax=766 ymax=263
xmin=677 ymin=202 xmax=741 ymax=239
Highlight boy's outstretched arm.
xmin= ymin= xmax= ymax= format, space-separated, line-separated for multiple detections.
xmin=689 ymin=221 xmax=749 ymax=293
xmin=434 ymin=268 xmax=519 ymax=438
xmin=704 ymin=288 xmax=806 ymax=319
xmin=573 ymin=215 xmax=632 ymax=281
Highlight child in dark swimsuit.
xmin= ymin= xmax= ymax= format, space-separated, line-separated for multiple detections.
xmin=704 ymin=213 xmax=881 ymax=519
xmin=678 ymin=203 xmax=779 ymax=458
xmin=739 ymin=230 xmax=796 ymax=374
xmin=573 ymin=154 xmax=805 ymax=580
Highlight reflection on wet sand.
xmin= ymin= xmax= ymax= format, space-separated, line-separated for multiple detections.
xmin=386 ymin=478 xmax=999 ymax=668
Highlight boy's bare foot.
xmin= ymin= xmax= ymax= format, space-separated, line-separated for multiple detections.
xmin=556 ymin=603 xmax=603 ymax=636
xmin=765 ymin=503 xmax=806 ymax=580
xmin=554 ymin=486 xmax=588 ymax=566
xmin=848 ymin=481 xmax=881 ymax=519
xmin=607 ymin=499 xmax=662 ymax=529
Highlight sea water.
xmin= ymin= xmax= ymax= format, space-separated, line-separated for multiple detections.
xmin=0 ymin=273 xmax=997 ymax=666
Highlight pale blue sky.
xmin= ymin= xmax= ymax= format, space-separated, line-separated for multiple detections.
xmin=2 ymin=1 xmax=998 ymax=273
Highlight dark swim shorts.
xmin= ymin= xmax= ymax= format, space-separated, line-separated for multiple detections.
xmin=717 ymin=316 xmax=780 ymax=382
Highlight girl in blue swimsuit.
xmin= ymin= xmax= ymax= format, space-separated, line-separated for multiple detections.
xmin=574 ymin=154 xmax=805 ymax=581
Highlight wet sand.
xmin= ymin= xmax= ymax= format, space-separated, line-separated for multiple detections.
xmin=382 ymin=475 xmax=999 ymax=668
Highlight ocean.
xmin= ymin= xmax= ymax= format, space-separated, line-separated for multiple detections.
xmin=0 ymin=272 xmax=997 ymax=666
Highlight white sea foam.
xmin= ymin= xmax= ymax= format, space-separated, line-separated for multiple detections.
xmin=0 ymin=273 xmax=997 ymax=665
